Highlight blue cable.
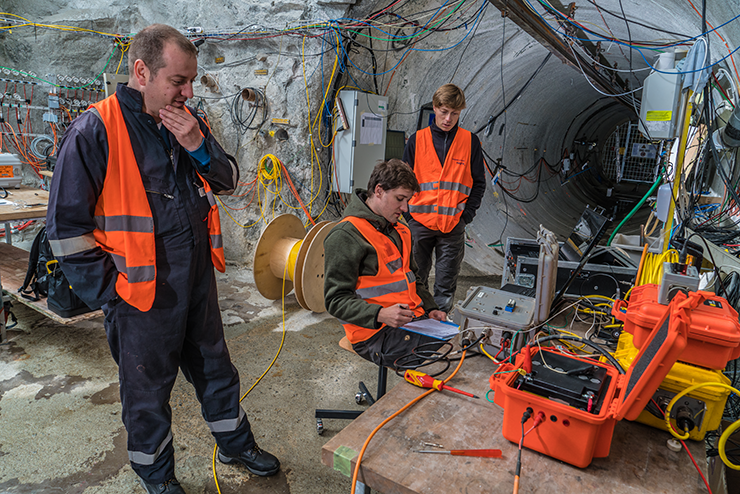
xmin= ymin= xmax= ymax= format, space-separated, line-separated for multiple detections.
xmin=334 ymin=1 xmax=487 ymax=77
xmin=523 ymin=0 xmax=740 ymax=75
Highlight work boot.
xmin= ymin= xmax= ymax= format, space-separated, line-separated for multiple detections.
xmin=139 ymin=477 xmax=186 ymax=494
xmin=218 ymin=444 xmax=280 ymax=476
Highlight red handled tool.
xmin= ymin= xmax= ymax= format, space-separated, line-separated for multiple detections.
xmin=403 ymin=370 xmax=479 ymax=399
xmin=413 ymin=449 xmax=502 ymax=458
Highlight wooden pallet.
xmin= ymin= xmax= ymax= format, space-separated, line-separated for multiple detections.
xmin=0 ymin=243 xmax=102 ymax=325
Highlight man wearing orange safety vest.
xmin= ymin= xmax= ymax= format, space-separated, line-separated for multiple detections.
xmin=324 ymin=159 xmax=447 ymax=368
xmin=403 ymin=84 xmax=486 ymax=313
xmin=47 ymin=25 xmax=278 ymax=494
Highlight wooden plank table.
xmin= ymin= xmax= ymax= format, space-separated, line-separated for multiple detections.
xmin=0 ymin=186 xmax=49 ymax=245
xmin=0 ymin=242 xmax=103 ymax=328
xmin=321 ymin=355 xmax=707 ymax=494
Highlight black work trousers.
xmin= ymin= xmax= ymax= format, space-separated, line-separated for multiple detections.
xmin=408 ymin=218 xmax=466 ymax=313
xmin=352 ymin=325 xmax=444 ymax=369
xmin=102 ymin=238 xmax=254 ymax=484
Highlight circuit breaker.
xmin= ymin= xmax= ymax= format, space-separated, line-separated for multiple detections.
xmin=333 ymin=90 xmax=388 ymax=194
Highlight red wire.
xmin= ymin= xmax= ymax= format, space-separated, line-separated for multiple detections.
xmin=650 ymin=398 xmax=712 ymax=494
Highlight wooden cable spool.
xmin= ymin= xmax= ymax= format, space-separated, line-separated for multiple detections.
xmin=253 ymin=214 xmax=335 ymax=313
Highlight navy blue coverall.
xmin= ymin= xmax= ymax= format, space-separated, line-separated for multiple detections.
xmin=47 ymin=83 xmax=253 ymax=483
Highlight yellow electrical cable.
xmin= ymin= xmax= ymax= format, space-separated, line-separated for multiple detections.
xmin=664 ymin=382 xmax=740 ymax=470
xmin=212 ymin=244 xmax=290 ymax=492
xmin=479 ymin=343 xmax=498 ymax=363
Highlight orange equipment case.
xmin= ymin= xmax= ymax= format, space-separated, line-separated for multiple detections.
xmin=491 ymin=293 xmax=691 ymax=468
xmin=614 ymin=332 xmax=731 ymax=441
xmin=612 ymin=284 xmax=740 ymax=369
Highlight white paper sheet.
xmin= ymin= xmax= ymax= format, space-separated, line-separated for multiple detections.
xmin=402 ymin=319 xmax=460 ymax=341
xmin=360 ymin=113 xmax=383 ymax=145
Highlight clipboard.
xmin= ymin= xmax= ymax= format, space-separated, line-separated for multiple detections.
xmin=401 ymin=319 xmax=460 ymax=341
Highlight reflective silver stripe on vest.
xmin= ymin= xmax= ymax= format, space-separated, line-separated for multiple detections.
xmin=419 ymin=181 xmax=438 ymax=191
xmin=210 ymin=234 xmax=223 ymax=250
xmin=438 ymin=205 xmax=463 ymax=217
xmin=93 ymin=215 xmax=154 ymax=233
xmin=408 ymin=205 xmax=436 ymax=214
xmin=205 ymin=190 xmax=217 ymax=207
xmin=48 ymin=233 xmax=97 ymax=257
xmin=356 ymin=278 xmax=408 ymax=299
xmin=129 ymin=430 xmax=172 ymax=465
xmin=110 ymin=252 xmax=156 ymax=283
xmin=406 ymin=271 xmax=416 ymax=284
xmin=205 ymin=406 xmax=245 ymax=433
xmin=439 ymin=181 xmax=471 ymax=195
xmin=386 ymin=257 xmax=402 ymax=274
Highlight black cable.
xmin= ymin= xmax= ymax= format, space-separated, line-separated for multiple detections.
xmin=585 ymin=0 xmax=690 ymax=38
xmin=528 ymin=334 xmax=626 ymax=374
xmin=393 ymin=340 xmax=453 ymax=376
xmin=449 ymin=2 xmax=487 ymax=82
xmin=474 ymin=51 xmax=553 ymax=135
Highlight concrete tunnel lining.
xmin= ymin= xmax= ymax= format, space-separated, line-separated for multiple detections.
xmin=0 ymin=0 xmax=738 ymax=276
xmin=408 ymin=0 xmax=740 ymax=275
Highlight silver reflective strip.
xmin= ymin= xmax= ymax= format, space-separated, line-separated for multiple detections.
xmin=110 ymin=252 xmax=127 ymax=272
xmin=439 ymin=181 xmax=471 ymax=195
xmin=438 ymin=206 xmax=462 ymax=216
xmin=93 ymin=215 xmax=154 ymax=233
xmin=205 ymin=406 xmax=245 ymax=433
xmin=356 ymin=279 xmax=408 ymax=299
xmin=408 ymin=205 xmax=436 ymax=214
xmin=205 ymin=190 xmax=216 ymax=207
xmin=129 ymin=430 xmax=172 ymax=465
xmin=126 ymin=265 xmax=156 ymax=283
xmin=88 ymin=107 xmax=102 ymax=123
xmin=210 ymin=233 xmax=222 ymax=250
xmin=109 ymin=252 xmax=155 ymax=283
xmin=406 ymin=271 xmax=416 ymax=284
xmin=49 ymin=234 xmax=97 ymax=257
xmin=386 ymin=257 xmax=402 ymax=274
xmin=419 ymin=182 xmax=438 ymax=191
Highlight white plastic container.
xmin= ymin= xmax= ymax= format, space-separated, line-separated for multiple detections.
xmin=0 ymin=153 xmax=22 ymax=189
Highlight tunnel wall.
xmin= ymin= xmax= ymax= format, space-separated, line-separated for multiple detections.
xmin=1 ymin=0 xmax=738 ymax=275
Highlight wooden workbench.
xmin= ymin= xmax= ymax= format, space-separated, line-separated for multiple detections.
xmin=0 ymin=186 xmax=49 ymax=245
xmin=321 ymin=355 xmax=707 ymax=494
xmin=0 ymin=242 xmax=102 ymax=326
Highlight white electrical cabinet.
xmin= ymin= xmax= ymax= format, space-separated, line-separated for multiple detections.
xmin=334 ymin=90 xmax=388 ymax=194
xmin=638 ymin=52 xmax=682 ymax=140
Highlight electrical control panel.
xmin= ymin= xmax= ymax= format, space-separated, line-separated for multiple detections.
xmin=333 ymin=90 xmax=388 ymax=194
xmin=658 ymin=262 xmax=700 ymax=304
xmin=0 ymin=153 xmax=23 ymax=189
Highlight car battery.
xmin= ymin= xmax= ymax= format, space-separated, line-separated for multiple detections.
xmin=614 ymin=332 xmax=731 ymax=441
xmin=491 ymin=292 xmax=690 ymax=468
xmin=612 ymin=283 xmax=740 ymax=369
xmin=0 ymin=153 xmax=23 ymax=189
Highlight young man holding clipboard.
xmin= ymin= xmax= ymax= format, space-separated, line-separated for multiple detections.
xmin=323 ymin=160 xmax=452 ymax=368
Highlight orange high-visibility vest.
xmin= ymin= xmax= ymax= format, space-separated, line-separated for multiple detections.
xmin=91 ymin=95 xmax=225 ymax=312
xmin=408 ymin=127 xmax=473 ymax=233
xmin=340 ymin=216 xmax=424 ymax=344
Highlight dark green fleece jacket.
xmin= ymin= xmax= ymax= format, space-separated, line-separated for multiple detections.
xmin=323 ymin=189 xmax=438 ymax=330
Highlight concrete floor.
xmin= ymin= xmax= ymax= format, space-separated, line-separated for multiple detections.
xmin=0 ymin=261 xmax=493 ymax=494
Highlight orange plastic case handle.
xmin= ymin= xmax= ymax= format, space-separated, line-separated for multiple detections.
xmin=611 ymin=299 xmax=628 ymax=320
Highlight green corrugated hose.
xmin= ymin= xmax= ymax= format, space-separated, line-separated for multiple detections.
xmin=606 ymin=174 xmax=664 ymax=246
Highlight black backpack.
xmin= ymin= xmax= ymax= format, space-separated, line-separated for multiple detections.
xmin=19 ymin=226 xmax=93 ymax=318
xmin=19 ymin=226 xmax=54 ymax=301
